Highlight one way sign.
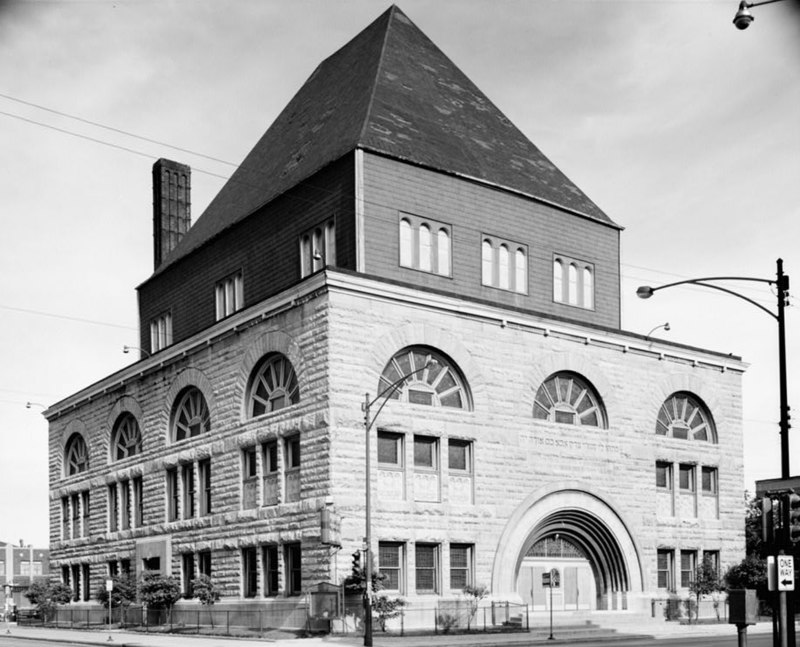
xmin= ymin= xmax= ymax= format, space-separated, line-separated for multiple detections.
xmin=778 ymin=555 xmax=795 ymax=591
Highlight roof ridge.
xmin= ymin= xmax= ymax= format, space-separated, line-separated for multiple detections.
xmin=357 ymin=5 xmax=398 ymax=144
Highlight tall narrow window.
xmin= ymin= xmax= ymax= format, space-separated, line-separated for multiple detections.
xmin=108 ymin=484 xmax=119 ymax=532
xmin=657 ymin=549 xmax=674 ymax=590
xmin=498 ymin=245 xmax=509 ymax=290
xmin=81 ymin=492 xmax=90 ymax=537
xmin=166 ymin=468 xmax=179 ymax=522
xmin=379 ymin=542 xmax=404 ymax=593
xmin=568 ymin=264 xmax=579 ymax=305
xmin=120 ymin=480 xmax=131 ymax=530
xmin=242 ymin=447 xmax=258 ymax=510
xmin=71 ymin=493 xmax=80 ymax=538
xmin=449 ymin=544 xmax=473 ymax=590
xmin=198 ymin=459 xmax=211 ymax=516
xmin=62 ymin=497 xmax=69 ymax=539
xmin=284 ymin=436 xmax=301 ymax=503
xmin=437 ymin=229 xmax=450 ymax=276
xmin=198 ymin=551 xmax=211 ymax=577
xmin=300 ymin=219 xmax=336 ymax=278
xmin=481 ymin=240 xmax=493 ymax=286
xmin=263 ymin=545 xmax=279 ymax=596
xmin=415 ymin=543 xmax=439 ymax=594
xmin=399 ymin=219 xmax=413 ymax=267
xmin=515 ymin=248 xmax=526 ymax=293
xmin=263 ymin=440 xmax=279 ymax=506
xmin=285 ymin=543 xmax=302 ymax=596
xmin=132 ymin=477 xmax=143 ymax=527
xmin=215 ymin=272 xmax=243 ymax=320
xmin=150 ymin=313 xmax=173 ymax=353
xmin=680 ymin=551 xmax=696 ymax=588
xmin=242 ymin=547 xmax=258 ymax=598
xmin=182 ymin=553 xmax=196 ymax=598
xmin=553 ymin=259 xmax=564 ymax=302
xmin=419 ymin=225 xmax=431 ymax=272
xmin=582 ymin=267 xmax=593 ymax=309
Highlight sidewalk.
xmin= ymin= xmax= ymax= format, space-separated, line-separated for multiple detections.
xmin=0 ymin=619 xmax=775 ymax=647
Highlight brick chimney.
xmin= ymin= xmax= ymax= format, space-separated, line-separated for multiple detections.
xmin=152 ymin=158 xmax=191 ymax=270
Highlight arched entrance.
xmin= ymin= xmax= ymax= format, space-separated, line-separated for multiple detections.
xmin=492 ymin=486 xmax=644 ymax=613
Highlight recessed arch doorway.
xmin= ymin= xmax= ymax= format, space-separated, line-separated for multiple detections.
xmin=493 ymin=487 xmax=644 ymax=613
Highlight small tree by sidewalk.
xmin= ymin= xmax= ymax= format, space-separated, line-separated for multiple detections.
xmin=462 ymin=584 xmax=489 ymax=630
xmin=690 ymin=556 xmax=723 ymax=623
xmin=23 ymin=581 xmax=73 ymax=620
xmin=191 ymin=574 xmax=220 ymax=628
xmin=138 ymin=573 xmax=182 ymax=624
xmin=95 ymin=573 xmax=138 ymax=613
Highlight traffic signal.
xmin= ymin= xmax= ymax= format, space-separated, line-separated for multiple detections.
xmin=352 ymin=550 xmax=362 ymax=573
xmin=788 ymin=492 xmax=800 ymax=543
xmin=762 ymin=496 xmax=774 ymax=546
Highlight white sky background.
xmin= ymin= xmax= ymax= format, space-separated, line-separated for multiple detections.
xmin=0 ymin=0 xmax=798 ymax=547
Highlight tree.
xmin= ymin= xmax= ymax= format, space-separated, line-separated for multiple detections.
xmin=725 ymin=554 xmax=767 ymax=597
xmin=462 ymin=584 xmax=489 ymax=630
xmin=744 ymin=493 xmax=766 ymax=558
xmin=23 ymin=581 xmax=73 ymax=620
xmin=138 ymin=573 xmax=182 ymax=622
xmin=689 ymin=557 xmax=722 ymax=623
xmin=95 ymin=573 xmax=137 ymax=610
xmin=191 ymin=574 xmax=220 ymax=628
xmin=372 ymin=594 xmax=406 ymax=632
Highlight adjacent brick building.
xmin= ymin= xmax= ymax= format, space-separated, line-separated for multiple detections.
xmin=1 ymin=540 xmax=50 ymax=612
xmin=46 ymin=5 xmax=744 ymax=623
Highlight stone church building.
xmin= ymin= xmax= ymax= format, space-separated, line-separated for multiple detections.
xmin=46 ymin=5 xmax=744 ymax=623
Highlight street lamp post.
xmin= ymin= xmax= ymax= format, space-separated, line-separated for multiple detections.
xmin=361 ymin=360 xmax=437 ymax=647
xmin=733 ymin=0 xmax=789 ymax=29
xmin=638 ymin=258 xmax=791 ymax=647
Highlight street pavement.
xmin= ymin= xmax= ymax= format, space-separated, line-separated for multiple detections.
xmin=0 ymin=618 xmax=776 ymax=647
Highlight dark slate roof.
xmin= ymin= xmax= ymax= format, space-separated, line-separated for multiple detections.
xmin=153 ymin=5 xmax=617 ymax=276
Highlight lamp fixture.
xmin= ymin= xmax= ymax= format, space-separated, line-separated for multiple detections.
xmin=733 ymin=0 xmax=788 ymax=29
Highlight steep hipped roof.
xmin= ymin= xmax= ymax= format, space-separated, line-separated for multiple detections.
xmin=153 ymin=5 xmax=617 ymax=276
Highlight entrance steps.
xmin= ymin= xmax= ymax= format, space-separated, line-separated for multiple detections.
xmin=526 ymin=610 xmax=659 ymax=641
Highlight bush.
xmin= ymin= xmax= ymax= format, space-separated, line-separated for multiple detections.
xmin=138 ymin=573 xmax=182 ymax=617
xmin=95 ymin=573 xmax=138 ymax=609
xmin=23 ymin=581 xmax=73 ymax=619
xmin=372 ymin=594 xmax=406 ymax=631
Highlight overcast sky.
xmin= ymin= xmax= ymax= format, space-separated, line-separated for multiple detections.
xmin=1 ymin=0 xmax=798 ymax=548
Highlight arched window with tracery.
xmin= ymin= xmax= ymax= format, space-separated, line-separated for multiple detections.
xmin=247 ymin=353 xmax=300 ymax=417
xmin=111 ymin=413 xmax=141 ymax=461
xmin=171 ymin=387 xmax=210 ymax=443
xmin=656 ymin=392 xmax=716 ymax=442
xmin=533 ymin=372 xmax=606 ymax=428
xmin=379 ymin=346 xmax=470 ymax=410
xmin=65 ymin=433 xmax=89 ymax=476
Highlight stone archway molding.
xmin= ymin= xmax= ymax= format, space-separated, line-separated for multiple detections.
xmin=491 ymin=483 xmax=645 ymax=602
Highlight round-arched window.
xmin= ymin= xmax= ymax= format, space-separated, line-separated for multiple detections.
xmin=248 ymin=353 xmax=300 ymax=417
xmin=379 ymin=347 xmax=469 ymax=409
xmin=111 ymin=413 xmax=141 ymax=461
xmin=64 ymin=433 xmax=89 ymax=475
xmin=172 ymin=387 xmax=210 ymax=443
xmin=656 ymin=392 xmax=716 ymax=442
xmin=533 ymin=372 xmax=606 ymax=428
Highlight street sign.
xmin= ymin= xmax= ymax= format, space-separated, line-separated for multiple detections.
xmin=777 ymin=555 xmax=794 ymax=591
xmin=542 ymin=573 xmax=551 ymax=587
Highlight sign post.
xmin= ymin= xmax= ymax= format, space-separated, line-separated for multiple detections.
xmin=105 ymin=579 xmax=114 ymax=642
xmin=3 ymin=583 xmax=10 ymax=634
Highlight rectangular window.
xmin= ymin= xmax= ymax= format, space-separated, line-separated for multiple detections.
xmin=656 ymin=461 xmax=672 ymax=489
xmin=378 ymin=432 xmax=403 ymax=468
xmin=120 ymin=480 xmax=131 ymax=531
xmin=680 ymin=550 xmax=697 ymax=588
xmin=71 ymin=493 xmax=80 ymax=539
xmin=481 ymin=236 xmax=528 ymax=294
xmin=379 ymin=542 xmax=404 ymax=593
xmin=448 ymin=439 xmax=472 ymax=473
xmin=132 ymin=477 xmax=143 ymax=527
xmin=263 ymin=440 xmax=279 ymax=506
xmin=703 ymin=550 xmax=720 ymax=578
xmin=62 ymin=497 xmax=70 ymax=539
xmin=166 ymin=468 xmax=179 ymax=522
xmin=150 ymin=312 xmax=173 ymax=353
xmin=142 ymin=556 xmax=160 ymax=573
xmin=243 ymin=447 xmax=258 ymax=509
xmin=285 ymin=543 xmax=302 ymax=596
xmin=398 ymin=213 xmax=451 ymax=277
xmin=449 ymin=544 xmax=473 ymax=590
xmin=679 ymin=464 xmax=695 ymax=492
xmin=263 ymin=545 xmax=279 ymax=597
xmin=108 ymin=561 xmax=118 ymax=578
xmin=215 ymin=271 xmax=244 ymax=320
xmin=71 ymin=564 xmax=80 ymax=601
xmin=120 ymin=559 xmax=131 ymax=576
xmin=657 ymin=549 xmax=674 ymax=591
xmin=284 ymin=436 xmax=301 ymax=503
xmin=414 ymin=436 xmax=438 ymax=470
xmin=108 ymin=484 xmax=119 ymax=532
xmin=198 ymin=459 xmax=211 ymax=516
xmin=198 ymin=551 xmax=212 ymax=577
xmin=82 ymin=563 xmax=90 ymax=601
xmin=300 ymin=219 xmax=336 ymax=278
xmin=182 ymin=553 xmax=196 ymax=598
xmin=81 ymin=491 xmax=90 ymax=537
xmin=415 ymin=543 xmax=439 ymax=594
xmin=553 ymin=255 xmax=594 ymax=310
xmin=701 ymin=466 xmax=718 ymax=494
xmin=242 ymin=547 xmax=258 ymax=598
xmin=182 ymin=463 xmax=195 ymax=518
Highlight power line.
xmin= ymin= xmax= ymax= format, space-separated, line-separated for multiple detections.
xmin=0 ymin=304 xmax=137 ymax=330
xmin=0 ymin=92 xmax=237 ymax=166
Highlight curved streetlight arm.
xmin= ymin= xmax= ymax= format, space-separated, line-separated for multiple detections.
xmin=639 ymin=276 xmax=778 ymax=320
xmin=364 ymin=361 xmax=436 ymax=431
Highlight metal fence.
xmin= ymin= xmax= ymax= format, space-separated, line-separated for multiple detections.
xmin=339 ymin=597 xmax=529 ymax=635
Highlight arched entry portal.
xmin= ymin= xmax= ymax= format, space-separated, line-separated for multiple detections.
xmin=492 ymin=486 xmax=644 ymax=613
xmin=518 ymin=509 xmax=630 ymax=611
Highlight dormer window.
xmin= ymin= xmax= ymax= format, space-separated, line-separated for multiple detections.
xmin=553 ymin=255 xmax=594 ymax=310
xmin=150 ymin=312 xmax=172 ymax=353
xmin=215 ymin=272 xmax=243 ymax=320
xmin=481 ymin=236 xmax=527 ymax=294
xmin=398 ymin=213 xmax=451 ymax=277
